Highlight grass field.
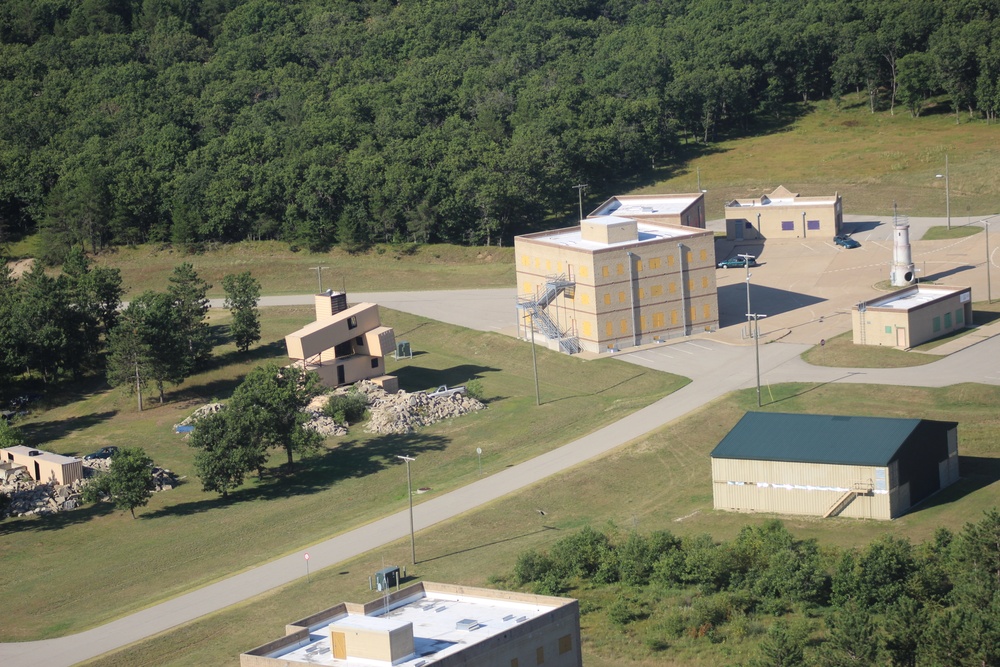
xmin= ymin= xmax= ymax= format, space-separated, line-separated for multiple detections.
xmin=0 ymin=307 xmax=686 ymax=642
xmin=922 ymin=225 xmax=983 ymax=240
xmin=649 ymin=95 xmax=1000 ymax=222
xmin=80 ymin=380 xmax=1000 ymax=667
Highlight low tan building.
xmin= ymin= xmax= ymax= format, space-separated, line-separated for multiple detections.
xmin=1 ymin=445 xmax=83 ymax=485
xmin=240 ymin=581 xmax=582 ymax=667
xmin=285 ymin=292 xmax=398 ymax=391
xmin=724 ymin=185 xmax=843 ymax=240
xmin=515 ymin=216 xmax=718 ymax=354
xmin=853 ymin=285 xmax=972 ymax=349
xmin=589 ymin=193 xmax=706 ymax=229
xmin=711 ymin=413 xmax=959 ymax=521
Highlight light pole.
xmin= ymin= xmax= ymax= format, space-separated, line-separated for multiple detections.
xmin=696 ymin=167 xmax=701 ymax=192
xmin=738 ymin=254 xmax=756 ymax=338
xmin=310 ymin=266 xmax=330 ymax=293
xmin=935 ymin=154 xmax=950 ymax=230
xmin=747 ymin=313 xmax=768 ymax=407
xmin=397 ymin=455 xmax=416 ymax=564
xmin=978 ymin=216 xmax=997 ymax=304
xmin=573 ymin=184 xmax=588 ymax=221
xmin=528 ymin=314 xmax=540 ymax=406
xmin=626 ymin=251 xmax=638 ymax=347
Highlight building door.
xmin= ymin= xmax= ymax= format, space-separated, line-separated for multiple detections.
xmin=336 ymin=365 xmax=346 ymax=384
xmin=331 ymin=632 xmax=346 ymax=659
xmin=896 ymin=327 xmax=907 ymax=348
xmin=735 ymin=220 xmax=744 ymax=241
xmin=34 ymin=461 xmax=41 ymax=481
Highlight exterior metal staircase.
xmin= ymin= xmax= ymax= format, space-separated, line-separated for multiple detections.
xmin=823 ymin=482 xmax=873 ymax=518
xmin=517 ymin=274 xmax=580 ymax=354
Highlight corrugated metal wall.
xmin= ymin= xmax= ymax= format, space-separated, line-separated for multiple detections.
xmin=711 ymin=458 xmax=893 ymax=520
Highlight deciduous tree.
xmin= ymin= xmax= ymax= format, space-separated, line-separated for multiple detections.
xmin=222 ymin=271 xmax=261 ymax=352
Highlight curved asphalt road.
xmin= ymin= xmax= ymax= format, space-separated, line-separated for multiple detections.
xmin=4 ymin=286 xmax=1000 ymax=666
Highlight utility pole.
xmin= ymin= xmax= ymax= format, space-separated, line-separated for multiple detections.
xmin=747 ymin=313 xmax=768 ymax=407
xmin=397 ymin=455 xmax=416 ymax=564
xmin=738 ymin=254 xmax=756 ymax=338
xmin=529 ymin=314 xmax=540 ymax=406
xmin=936 ymin=154 xmax=950 ymax=230
xmin=310 ymin=266 xmax=330 ymax=293
xmin=573 ymin=184 xmax=588 ymax=221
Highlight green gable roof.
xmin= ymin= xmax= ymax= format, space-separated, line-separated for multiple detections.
xmin=711 ymin=412 xmax=924 ymax=466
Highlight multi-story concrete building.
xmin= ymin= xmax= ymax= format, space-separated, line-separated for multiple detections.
xmin=853 ymin=285 xmax=973 ymax=349
xmin=239 ymin=581 xmax=582 ymax=667
xmin=285 ymin=292 xmax=398 ymax=391
xmin=589 ymin=193 xmax=706 ymax=229
xmin=724 ymin=185 xmax=843 ymax=240
xmin=515 ymin=216 xmax=718 ymax=354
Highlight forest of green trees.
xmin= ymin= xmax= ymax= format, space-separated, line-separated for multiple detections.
xmin=1 ymin=0 xmax=999 ymax=257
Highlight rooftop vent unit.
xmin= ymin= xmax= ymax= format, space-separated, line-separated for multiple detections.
xmin=456 ymin=618 xmax=479 ymax=631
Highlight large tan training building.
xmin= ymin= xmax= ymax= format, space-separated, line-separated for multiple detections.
xmin=853 ymin=285 xmax=972 ymax=349
xmin=724 ymin=185 xmax=843 ymax=240
xmin=285 ymin=292 xmax=398 ymax=391
xmin=240 ymin=581 xmax=582 ymax=667
xmin=589 ymin=193 xmax=706 ymax=229
xmin=711 ymin=413 xmax=959 ymax=521
xmin=515 ymin=216 xmax=718 ymax=354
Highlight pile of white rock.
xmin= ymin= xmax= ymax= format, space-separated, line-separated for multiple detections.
xmin=356 ymin=381 xmax=485 ymax=435
xmin=174 ymin=403 xmax=224 ymax=430
xmin=1 ymin=473 xmax=84 ymax=517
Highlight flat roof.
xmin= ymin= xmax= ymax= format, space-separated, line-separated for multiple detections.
xmin=268 ymin=590 xmax=560 ymax=666
xmin=518 ymin=218 xmax=703 ymax=251
xmin=727 ymin=196 xmax=837 ymax=208
xmin=0 ymin=445 xmax=80 ymax=466
xmin=862 ymin=285 xmax=969 ymax=311
xmin=590 ymin=194 xmax=701 ymax=217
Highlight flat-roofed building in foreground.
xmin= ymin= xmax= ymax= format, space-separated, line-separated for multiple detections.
xmin=853 ymin=285 xmax=972 ymax=349
xmin=589 ymin=193 xmax=706 ymax=229
xmin=240 ymin=581 xmax=582 ymax=667
xmin=711 ymin=412 xmax=959 ymax=521
xmin=724 ymin=185 xmax=842 ymax=240
xmin=515 ymin=216 xmax=718 ymax=354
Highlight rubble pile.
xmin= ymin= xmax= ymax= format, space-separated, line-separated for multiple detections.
xmin=357 ymin=381 xmax=485 ymax=435
xmin=174 ymin=403 xmax=224 ymax=429
xmin=1 ymin=473 xmax=84 ymax=517
xmin=303 ymin=414 xmax=349 ymax=437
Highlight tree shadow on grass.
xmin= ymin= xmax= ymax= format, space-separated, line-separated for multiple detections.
xmin=0 ymin=501 xmax=116 ymax=535
xmin=19 ymin=411 xmax=118 ymax=450
xmin=196 ymin=340 xmax=288 ymax=375
xmin=139 ymin=432 xmax=450 ymax=520
xmin=392 ymin=365 xmax=499 ymax=393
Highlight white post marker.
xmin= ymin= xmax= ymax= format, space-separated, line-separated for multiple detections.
xmin=304 ymin=552 xmax=310 ymax=584
xmin=476 ymin=447 xmax=483 ymax=476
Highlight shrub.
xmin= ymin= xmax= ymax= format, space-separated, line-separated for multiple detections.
xmin=549 ymin=526 xmax=611 ymax=579
xmin=464 ymin=379 xmax=484 ymax=401
xmin=513 ymin=549 xmax=557 ymax=586
xmin=323 ymin=390 xmax=368 ymax=424
xmin=607 ymin=592 xmax=645 ymax=626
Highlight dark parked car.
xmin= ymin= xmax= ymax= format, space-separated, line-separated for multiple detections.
xmin=717 ymin=256 xmax=758 ymax=269
xmin=834 ymin=234 xmax=860 ymax=249
xmin=84 ymin=446 xmax=119 ymax=460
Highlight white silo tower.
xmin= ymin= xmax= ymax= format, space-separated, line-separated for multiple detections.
xmin=891 ymin=207 xmax=916 ymax=287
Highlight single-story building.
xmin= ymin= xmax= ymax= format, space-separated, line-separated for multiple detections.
xmin=710 ymin=412 xmax=959 ymax=520
xmin=1 ymin=445 xmax=83 ymax=485
xmin=240 ymin=581 xmax=582 ymax=667
xmin=724 ymin=185 xmax=843 ymax=240
xmin=853 ymin=285 xmax=972 ymax=349
xmin=589 ymin=193 xmax=706 ymax=229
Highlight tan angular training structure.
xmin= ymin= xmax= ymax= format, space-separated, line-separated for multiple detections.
xmin=1 ymin=446 xmax=83 ymax=485
xmin=285 ymin=293 xmax=397 ymax=389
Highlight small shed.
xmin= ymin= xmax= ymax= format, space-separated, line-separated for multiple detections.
xmin=0 ymin=445 xmax=83 ymax=485
xmin=853 ymin=285 xmax=972 ymax=349
xmin=710 ymin=413 xmax=959 ymax=520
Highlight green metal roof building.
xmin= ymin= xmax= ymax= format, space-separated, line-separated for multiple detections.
xmin=710 ymin=412 xmax=959 ymax=520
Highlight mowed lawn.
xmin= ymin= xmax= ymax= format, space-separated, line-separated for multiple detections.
xmin=81 ymin=380 xmax=1000 ymax=667
xmin=650 ymin=94 xmax=1000 ymax=222
xmin=0 ymin=307 xmax=686 ymax=642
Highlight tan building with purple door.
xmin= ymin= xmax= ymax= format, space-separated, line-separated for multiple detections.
xmin=724 ymin=186 xmax=843 ymax=240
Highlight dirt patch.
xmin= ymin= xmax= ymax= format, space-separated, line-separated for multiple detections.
xmin=7 ymin=258 xmax=33 ymax=278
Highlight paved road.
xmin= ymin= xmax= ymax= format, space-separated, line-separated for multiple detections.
xmin=6 ymin=232 xmax=1000 ymax=665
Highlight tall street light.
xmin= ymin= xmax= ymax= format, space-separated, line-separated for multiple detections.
xmin=310 ymin=266 xmax=330 ymax=293
xmin=935 ymin=153 xmax=950 ymax=230
xmin=573 ymin=184 xmax=588 ymax=221
xmin=397 ymin=455 xmax=417 ymax=564
xmin=738 ymin=254 xmax=756 ymax=338
xmin=747 ymin=313 xmax=768 ymax=407
xmin=978 ymin=216 xmax=997 ymax=304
